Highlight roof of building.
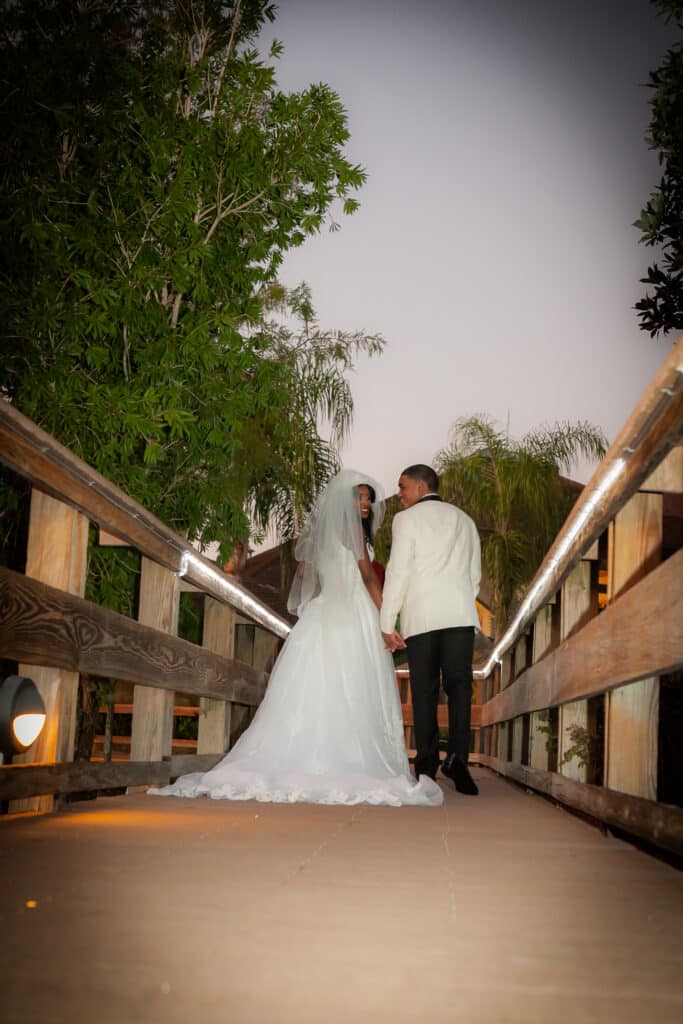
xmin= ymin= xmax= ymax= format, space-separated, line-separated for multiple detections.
xmin=239 ymin=543 xmax=298 ymax=626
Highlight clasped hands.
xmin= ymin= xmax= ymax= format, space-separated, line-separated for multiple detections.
xmin=382 ymin=629 xmax=406 ymax=653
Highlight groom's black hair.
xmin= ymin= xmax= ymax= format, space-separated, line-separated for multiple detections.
xmin=401 ymin=464 xmax=439 ymax=492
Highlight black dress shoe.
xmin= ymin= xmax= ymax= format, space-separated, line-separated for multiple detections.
xmin=441 ymin=756 xmax=479 ymax=795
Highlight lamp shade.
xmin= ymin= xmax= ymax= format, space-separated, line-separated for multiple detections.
xmin=0 ymin=676 xmax=46 ymax=756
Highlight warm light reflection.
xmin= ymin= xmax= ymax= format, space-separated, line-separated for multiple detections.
xmin=60 ymin=805 xmax=249 ymax=829
xmin=12 ymin=712 xmax=46 ymax=748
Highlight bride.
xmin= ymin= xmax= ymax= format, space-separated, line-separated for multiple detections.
xmin=149 ymin=470 xmax=443 ymax=807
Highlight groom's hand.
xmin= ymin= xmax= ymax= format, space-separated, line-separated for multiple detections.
xmin=383 ymin=630 xmax=407 ymax=652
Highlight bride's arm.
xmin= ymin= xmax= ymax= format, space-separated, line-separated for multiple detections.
xmin=358 ymin=552 xmax=382 ymax=611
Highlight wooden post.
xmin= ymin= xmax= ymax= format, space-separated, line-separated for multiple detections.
xmin=529 ymin=710 xmax=550 ymax=770
xmin=640 ymin=444 xmax=683 ymax=494
xmin=532 ymin=605 xmax=553 ymax=663
xmin=229 ymin=704 xmax=252 ymax=748
xmin=501 ymin=653 xmax=512 ymax=690
xmin=607 ymin=492 xmax=663 ymax=602
xmin=196 ymin=599 xmax=235 ymax=756
xmin=497 ymin=721 xmax=508 ymax=760
xmin=253 ymin=627 xmax=279 ymax=673
xmin=514 ymin=635 xmax=527 ymax=679
xmin=12 ymin=491 xmax=88 ymax=812
xmin=559 ymin=561 xmax=598 ymax=784
xmin=529 ymin=599 xmax=562 ymax=774
xmin=511 ymin=716 xmax=523 ymax=764
xmin=605 ymin=492 xmax=663 ymax=799
xmin=129 ymin=557 xmax=179 ymax=762
xmin=606 ymin=680 xmax=659 ymax=800
xmin=528 ymin=604 xmax=553 ymax=772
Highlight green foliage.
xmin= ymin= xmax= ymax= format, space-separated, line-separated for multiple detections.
xmin=373 ymin=494 xmax=400 ymax=566
xmin=0 ymin=0 xmax=380 ymax=564
xmin=538 ymin=721 xmax=558 ymax=757
xmin=561 ymin=723 xmax=597 ymax=770
xmin=247 ymin=282 xmax=384 ymax=540
xmin=174 ymin=713 xmax=199 ymax=741
xmin=634 ymin=1 xmax=683 ymax=337
xmin=178 ymin=592 xmax=204 ymax=645
xmin=435 ymin=416 xmax=607 ymax=637
xmin=85 ymin=534 xmax=141 ymax=617
xmin=0 ymin=469 xmax=30 ymax=572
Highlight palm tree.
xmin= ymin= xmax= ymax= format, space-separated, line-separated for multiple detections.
xmin=435 ymin=416 xmax=607 ymax=639
xmin=247 ymin=282 xmax=385 ymax=545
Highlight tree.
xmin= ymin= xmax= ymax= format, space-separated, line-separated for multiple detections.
xmin=634 ymin=0 xmax=683 ymax=338
xmin=435 ymin=416 xmax=607 ymax=639
xmin=0 ymin=1 xmax=384 ymax=760
xmin=0 ymin=0 xmax=380 ymax=560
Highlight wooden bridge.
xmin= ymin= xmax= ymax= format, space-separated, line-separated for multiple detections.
xmin=1 ymin=340 xmax=682 ymax=1023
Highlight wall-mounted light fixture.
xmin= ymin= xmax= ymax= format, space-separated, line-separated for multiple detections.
xmin=0 ymin=676 xmax=46 ymax=763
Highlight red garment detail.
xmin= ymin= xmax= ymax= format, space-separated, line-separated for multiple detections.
xmin=372 ymin=559 xmax=386 ymax=588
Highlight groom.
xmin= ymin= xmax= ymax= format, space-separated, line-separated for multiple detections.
xmin=380 ymin=464 xmax=481 ymax=795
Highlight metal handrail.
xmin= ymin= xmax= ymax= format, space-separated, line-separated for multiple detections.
xmin=473 ymin=336 xmax=683 ymax=679
xmin=0 ymin=400 xmax=292 ymax=639
xmin=3 ymin=338 xmax=681 ymax=657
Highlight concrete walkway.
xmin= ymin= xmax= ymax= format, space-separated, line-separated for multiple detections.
xmin=1 ymin=767 xmax=682 ymax=1024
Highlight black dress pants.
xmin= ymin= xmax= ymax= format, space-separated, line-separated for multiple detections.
xmin=405 ymin=626 xmax=475 ymax=778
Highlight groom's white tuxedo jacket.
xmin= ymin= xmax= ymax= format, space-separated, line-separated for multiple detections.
xmin=380 ymin=496 xmax=481 ymax=639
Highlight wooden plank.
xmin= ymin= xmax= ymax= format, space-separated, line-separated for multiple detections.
xmin=0 ymin=566 xmax=267 ymax=705
xmin=605 ymin=492 xmax=662 ymax=800
xmin=514 ymin=635 xmax=527 ymax=679
xmin=228 ymin=704 xmax=252 ymax=748
xmin=12 ymin=492 xmax=89 ymax=814
xmin=480 ymin=546 xmax=683 ymax=726
xmin=478 ymin=754 xmax=683 ymax=857
xmin=401 ymin=705 xmax=451 ymax=728
xmin=166 ymin=753 xmax=223 ymax=778
xmin=476 ymin=600 xmax=493 ymax=639
xmin=473 ymin=341 xmax=683 ymax=681
xmin=501 ymin=652 xmax=512 ymax=689
xmin=583 ymin=539 xmax=599 ymax=560
xmin=606 ymin=678 xmax=659 ymax=800
xmin=558 ymin=561 xmax=596 ymax=783
xmin=99 ymin=704 xmax=200 ymax=716
xmin=253 ymin=628 xmax=280 ymax=672
xmin=511 ymin=717 xmax=524 ymax=763
xmin=97 ymin=527 xmax=130 ymax=548
xmin=197 ymin=599 xmax=235 ymax=756
xmin=0 ymin=760 xmax=170 ymax=802
xmin=532 ymin=605 xmax=553 ymax=663
xmin=0 ymin=402 xmax=291 ymax=638
xmin=529 ymin=710 xmax=550 ymax=770
xmin=0 ymin=407 xmax=178 ymax=568
xmin=130 ymin=558 xmax=179 ymax=762
xmin=608 ymin=492 xmax=663 ymax=602
xmin=640 ymin=444 xmax=683 ymax=494
xmin=560 ymin=561 xmax=596 ymax=641
xmin=559 ymin=701 xmax=589 ymax=783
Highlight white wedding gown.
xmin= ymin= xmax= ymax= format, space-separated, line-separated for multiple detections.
xmin=149 ymin=542 xmax=443 ymax=808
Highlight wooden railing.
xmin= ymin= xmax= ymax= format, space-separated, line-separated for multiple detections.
xmin=471 ymin=337 xmax=683 ymax=856
xmin=0 ymin=402 xmax=288 ymax=809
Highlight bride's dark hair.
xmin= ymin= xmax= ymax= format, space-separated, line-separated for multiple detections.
xmin=358 ymin=482 xmax=376 ymax=544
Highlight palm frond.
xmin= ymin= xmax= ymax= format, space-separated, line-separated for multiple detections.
xmin=434 ymin=413 xmax=607 ymax=638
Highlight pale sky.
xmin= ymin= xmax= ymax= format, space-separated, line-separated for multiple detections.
xmin=259 ymin=0 xmax=677 ymax=498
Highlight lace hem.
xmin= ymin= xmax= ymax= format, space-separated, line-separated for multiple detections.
xmin=148 ymin=770 xmax=443 ymax=808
